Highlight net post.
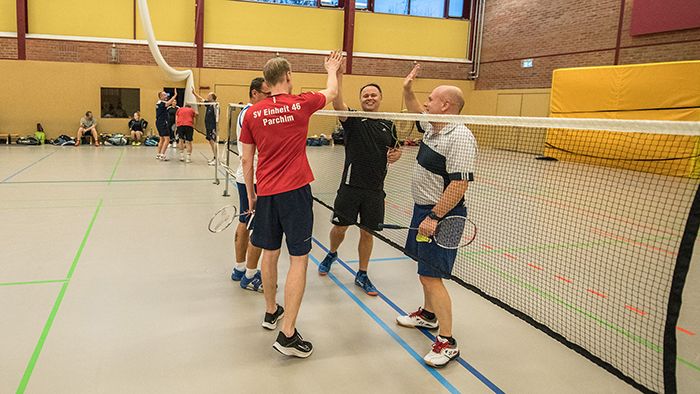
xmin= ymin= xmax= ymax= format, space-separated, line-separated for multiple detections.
xmin=223 ymin=103 xmax=234 ymax=197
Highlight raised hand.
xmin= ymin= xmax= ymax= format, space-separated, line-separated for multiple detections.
xmin=324 ymin=50 xmax=343 ymax=74
xmin=403 ymin=62 xmax=421 ymax=90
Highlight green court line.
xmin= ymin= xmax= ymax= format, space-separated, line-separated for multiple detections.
xmin=16 ymin=199 xmax=103 ymax=394
xmin=461 ymin=252 xmax=700 ymax=372
xmin=108 ymin=150 xmax=125 ymax=184
xmin=0 ymin=279 xmax=67 ymax=287
xmin=678 ymin=357 xmax=700 ymax=372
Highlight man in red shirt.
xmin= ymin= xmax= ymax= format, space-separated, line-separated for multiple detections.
xmin=175 ymin=104 xmax=196 ymax=163
xmin=240 ymin=51 xmax=342 ymax=358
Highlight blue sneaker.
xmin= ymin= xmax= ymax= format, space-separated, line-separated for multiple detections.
xmin=231 ymin=268 xmax=245 ymax=281
xmin=240 ymin=271 xmax=263 ymax=293
xmin=318 ymin=252 xmax=337 ymax=276
xmin=355 ymin=272 xmax=378 ymax=296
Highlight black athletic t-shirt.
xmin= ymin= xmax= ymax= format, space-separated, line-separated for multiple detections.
xmin=205 ymin=104 xmax=217 ymax=131
xmin=156 ymin=101 xmax=168 ymax=126
xmin=339 ymin=109 xmax=397 ymax=191
xmin=167 ymin=106 xmax=178 ymax=128
xmin=128 ymin=119 xmax=147 ymax=131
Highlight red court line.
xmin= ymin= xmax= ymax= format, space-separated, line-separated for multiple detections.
xmin=527 ymin=263 xmax=543 ymax=270
xmin=555 ymin=275 xmax=573 ymax=284
xmin=625 ymin=305 xmax=647 ymax=316
xmin=587 ymin=289 xmax=607 ymax=298
xmin=478 ymin=177 xmax=679 ymax=237
xmin=503 ymin=253 xmax=517 ymax=260
xmin=591 ymin=228 xmax=677 ymax=257
xmin=677 ymin=326 xmax=696 ymax=336
xmin=481 ymin=244 xmax=494 ymax=250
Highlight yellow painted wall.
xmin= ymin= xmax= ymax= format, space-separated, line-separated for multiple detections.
xmin=0 ymin=0 xmax=16 ymax=32
xmin=467 ymin=89 xmax=551 ymax=116
xmin=354 ymin=12 xmax=469 ymax=58
xmin=28 ymin=0 xmax=133 ymax=38
xmin=205 ymin=1 xmax=343 ymax=50
xmin=135 ymin=0 xmax=195 ymax=43
xmin=0 ymin=59 xmax=470 ymax=140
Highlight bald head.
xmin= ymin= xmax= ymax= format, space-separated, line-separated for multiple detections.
xmin=434 ymin=85 xmax=464 ymax=114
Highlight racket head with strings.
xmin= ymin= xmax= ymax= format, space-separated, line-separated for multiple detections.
xmin=208 ymin=205 xmax=238 ymax=233
xmin=433 ymin=215 xmax=477 ymax=249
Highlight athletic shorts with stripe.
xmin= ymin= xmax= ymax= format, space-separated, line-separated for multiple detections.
xmin=250 ymin=185 xmax=313 ymax=256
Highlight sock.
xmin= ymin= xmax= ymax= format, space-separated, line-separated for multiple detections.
xmin=421 ymin=309 xmax=436 ymax=321
xmin=234 ymin=262 xmax=245 ymax=271
xmin=358 ymin=270 xmax=367 ymax=276
xmin=438 ymin=335 xmax=456 ymax=345
xmin=245 ymin=268 xmax=257 ymax=279
xmin=329 ymin=251 xmax=337 ymax=257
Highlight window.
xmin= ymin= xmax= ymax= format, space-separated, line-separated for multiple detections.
xmin=164 ymin=88 xmax=185 ymax=108
xmin=248 ymin=0 xmax=318 ymax=7
xmin=374 ymin=0 xmax=409 ymax=15
xmin=409 ymin=0 xmax=444 ymax=17
xmin=238 ymin=0 xmax=467 ymax=18
xmin=448 ymin=0 xmax=466 ymax=18
xmin=101 ymin=88 xmax=139 ymax=119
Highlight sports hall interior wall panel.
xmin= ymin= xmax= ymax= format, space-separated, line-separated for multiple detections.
xmin=205 ymin=1 xmax=343 ymax=51
xmin=27 ymin=0 xmax=133 ymax=39
xmin=477 ymin=50 xmax=616 ymax=90
xmin=0 ymin=0 xmax=16 ymax=32
xmin=26 ymin=39 xmax=196 ymax=68
xmin=134 ymin=0 xmax=195 ymax=43
xmin=353 ymin=12 xmax=469 ymax=59
xmin=351 ymin=57 xmax=470 ymax=79
xmin=0 ymin=37 xmax=17 ymax=59
xmin=0 ymin=59 xmax=470 ymax=138
xmin=477 ymin=0 xmax=700 ymax=90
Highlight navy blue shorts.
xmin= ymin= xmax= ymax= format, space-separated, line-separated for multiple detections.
xmin=156 ymin=122 xmax=170 ymax=137
xmin=405 ymin=204 xmax=467 ymax=279
xmin=236 ymin=182 xmax=256 ymax=224
xmin=250 ymin=185 xmax=313 ymax=256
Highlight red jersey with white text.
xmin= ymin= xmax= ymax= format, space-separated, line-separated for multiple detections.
xmin=176 ymin=107 xmax=196 ymax=127
xmin=239 ymin=92 xmax=326 ymax=196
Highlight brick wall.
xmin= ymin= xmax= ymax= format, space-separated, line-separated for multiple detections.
xmin=25 ymin=39 xmax=196 ymax=68
xmin=477 ymin=0 xmax=700 ymax=90
xmin=0 ymin=38 xmax=17 ymax=59
xmin=0 ymin=38 xmax=466 ymax=81
xmin=203 ymin=48 xmax=469 ymax=79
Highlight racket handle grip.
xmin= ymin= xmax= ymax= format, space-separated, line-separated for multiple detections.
xmin=378 ymin=223 xmax=403 ymax=230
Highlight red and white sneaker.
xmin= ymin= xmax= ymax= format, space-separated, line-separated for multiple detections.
xmin=396 ymin=307 xmax=439 ymax=329
xmin=424 ymin=336 xmax=459 ymax=368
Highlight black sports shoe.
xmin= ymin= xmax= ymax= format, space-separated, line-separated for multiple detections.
xmin=262 ymin=304 xmax=284 ymax=330
xmin=273 ymin=329 xmax=313 ymax=358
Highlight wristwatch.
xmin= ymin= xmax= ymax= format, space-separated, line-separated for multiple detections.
xmin=428 ymin=211 xmax=441 ymax=221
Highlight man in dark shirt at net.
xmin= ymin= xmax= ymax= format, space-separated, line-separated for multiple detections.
xmin=317 ymin=74 xmax=401 ymax=295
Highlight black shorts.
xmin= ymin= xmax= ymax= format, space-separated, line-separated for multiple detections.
xmin=156 ymin=122 xmax=170 ymax=137
xmin=177 ymin=126 xmax=194 ymax=142
xmin=205 ymin=128 xmax=217 ymax=141
xmin=331 ymin=184 xmax=385 ymax=231
xmin=250 ymin=185 xmax=313 ymax=256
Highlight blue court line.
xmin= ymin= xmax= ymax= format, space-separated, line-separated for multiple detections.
xmin=312 ymin=237 xmax=504 ymax=394
xmin=345 ymin=256 xmax=412 ymax=263
xmin=1 ymin=151 xmax=57 ymax=183
xmin=308 ymin=253 xmax=459 ymax=394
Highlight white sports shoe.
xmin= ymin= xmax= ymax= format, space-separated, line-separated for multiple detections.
xmin=396 ymin=307 xmax=439 ymax=329
xmin=208 ymin=159 xmax=216 ymax=166
xmin=185 ymin=155 xmax=192 ymax=163
xmin=424 ymin=336 xmax=460 ymax=368
xmin=179 ymin=152 xmax=185 ymax=162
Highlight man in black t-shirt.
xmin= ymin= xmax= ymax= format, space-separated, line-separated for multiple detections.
xmin=155 ymin=91 xmax=177 ymax=160
xmin=318 ymin=76 xmax=402 ymax=296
